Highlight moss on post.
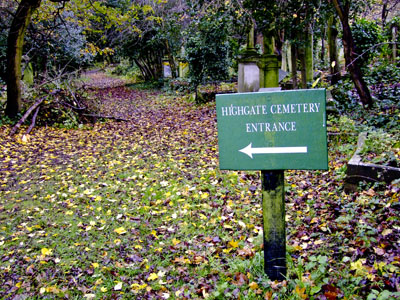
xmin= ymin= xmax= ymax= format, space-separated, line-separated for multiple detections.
xmin=261 ymin=171 xmax=286 ymax=280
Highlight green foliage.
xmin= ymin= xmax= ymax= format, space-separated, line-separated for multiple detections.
xmin=23 ymin=10 xmax=93 ymax=82
xmin=331 ymin=54 xmax=399 ymax=132
xmin=195 ymin=82 xmax=236 ymax=104
xmin=351 ymin=19 xmax=384 ymax=68
xmin=0 ymin=114 xmax=18 ymax=126
xmin=359 ymin=130 xmax=400 ymax=167
xmin=186 ymin=13 xmax=231 ymax=88
xmin=167 ymin=78 xmax=191 ymax=94
xmin=110 ymin=59 xmax=143 ymax=82
xmin=384 ymin=16 xmax=400 ymax=43
xmin=0 ymin=28 xmax=7 ymax=84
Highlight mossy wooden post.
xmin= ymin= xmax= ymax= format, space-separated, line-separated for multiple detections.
xmin=259 ymin=30 xmax=286 ymax=281
xmin=261 ymin=170 xmax=286 ymax=280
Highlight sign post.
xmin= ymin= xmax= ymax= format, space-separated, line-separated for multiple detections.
xmin=216 ymin=89 xmax=328 ymax=280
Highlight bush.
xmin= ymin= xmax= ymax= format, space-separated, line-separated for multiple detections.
xmin=330 ymin=56 xmax=399 ymax=133
xmin=359 ymin=130 xmax=400 ymax=167
xmin=186 ymin=14 xmax=231 ymax=88
xmin=110 ymin=60 xmax=143 ymax=82
xmin=351 ymin=19 xmax=383 ymax=68
xmin=168 ymin=78 xmax=192 ymax=94
xmin=366 ymin=57 xmax=400 ymax=113
xmin=195 ymin=82 xmax=237 ymax=104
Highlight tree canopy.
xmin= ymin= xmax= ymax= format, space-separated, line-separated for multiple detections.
xmin=1 ymin=0 xmax=399 ymax=116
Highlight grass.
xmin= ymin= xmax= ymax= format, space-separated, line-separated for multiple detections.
xmin=0 ymin=86 xmax=399 ymax=299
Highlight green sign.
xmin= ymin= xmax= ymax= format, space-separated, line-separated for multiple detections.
xmin=216 ymin=89 xmax=328 ymax=170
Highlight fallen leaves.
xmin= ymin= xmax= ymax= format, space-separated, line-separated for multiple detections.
xmin=0 ymin=76 xmax=399 ymax=299
xmin=40 ymin=248 xmax=52 ymax=256
xmin=114 ymin=227 xmax=127 ymax=235
xmin=147 ymin=273 xmax=158 ymax=281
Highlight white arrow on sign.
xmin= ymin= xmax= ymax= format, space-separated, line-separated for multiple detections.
xmin=239 ymin=143 xmax=308 ymax=159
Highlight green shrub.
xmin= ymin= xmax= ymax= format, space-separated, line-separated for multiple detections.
xmin=359 ymin=130 xmax=400 ymax=167
xmin=351 ymin=19 xmax=384 ymax=68
xmin=186 ymin=14 xmax=231 ymax=89
xmin=195 ymin=82 xmax=237 ymax=104
xmin=110 ymin=60 xmax=143 ymax=82
xmin=167 ymin=78 xmax=192 ymax=93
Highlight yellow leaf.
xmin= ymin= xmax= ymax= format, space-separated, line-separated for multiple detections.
xmin=172 ymin=238 xmax=180 ymax=246
xmin=147 ymin=273 xmax=158 ymax=281
xmin=199 ymin=213 xmax=207 ymax=220
xmin=311 ymin=78 xmax=320 ymax=88
xmin=295 ymin=285 xmax=307 ymax=299
xmin=131 ymin=283 xmax=148 ymax=290
xmin=16 ymin=282 xmax=22 ymax=288
xmin=41 ymin=248 xmax=52 ymax=256
xmin=114 ymin=227 xmax=127 ymax=235
xmin=201 ymin=193 xmax=209 ymax=199
xmin=229 ymin=240 xmax=239 ymax=248
xmin=249 ymin=281 xmax=259 ymax=290
xmin=350 ymin=259 xmax=367 ymax=276
xmin=92 ymin=262 xmax=99 ymax=268
xmin=100 ymin=286 xmax=108 ymax=292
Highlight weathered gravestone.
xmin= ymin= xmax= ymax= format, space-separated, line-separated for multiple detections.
xmin=162 ymin=58 xmax=172 ymax=78
xmin=238 ymin=25 xmax=260 ymax=93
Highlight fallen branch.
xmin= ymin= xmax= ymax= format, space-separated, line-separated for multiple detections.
xmin=26 ymin=106 xmax=40 ymax=134
xmin=82 ymin=113 xmax=130 ymax=122
xmin=10 ymin=96 xmax=46 ymax=136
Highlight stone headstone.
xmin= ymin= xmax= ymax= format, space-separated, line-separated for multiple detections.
xmin=163 ymin=62 xmax=172 ymax=78
xmin=238 ymin=62 xmax=260 ymax=93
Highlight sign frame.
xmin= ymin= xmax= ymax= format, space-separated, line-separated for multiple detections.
xmin=216 ymin=89 xmax=328 ymax=171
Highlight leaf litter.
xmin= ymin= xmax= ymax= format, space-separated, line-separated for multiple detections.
xmin=0 ymin=75 xmax=399 ymax=299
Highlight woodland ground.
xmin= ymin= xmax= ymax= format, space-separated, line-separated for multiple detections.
xmin=0 ymin=72 xmax=399 ymax=299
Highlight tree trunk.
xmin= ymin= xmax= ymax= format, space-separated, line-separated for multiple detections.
xmin=320 ymin=25 xmax=326 ymax=65
xmin=290 ymin=43 xmax=298 ymax=89
xmin=392 ymin=25 xmax=398 ymax=62
xmin=298 ymin=45 xmax=307 ymax=89
xmin=381 ymin=0 xmax=388 ymax=29
xmin=164 ymin=40 xmax=177 ymax=78
xmin=328 ymin=15 xmax=341 ymax=84
xmin=6 ymin=0 xmax=42 ymax=118
xmin=305 ymin=29 xmax=313 ymax=87
xmin=332 ymin=0 xmax=373 ymax=107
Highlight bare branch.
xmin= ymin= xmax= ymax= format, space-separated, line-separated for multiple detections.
xmin=10 ymin=96 xmax=46 ymax=135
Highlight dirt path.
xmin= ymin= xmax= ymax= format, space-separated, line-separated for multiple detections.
xmin=82 ymin=69 xmax=128 ymax=89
